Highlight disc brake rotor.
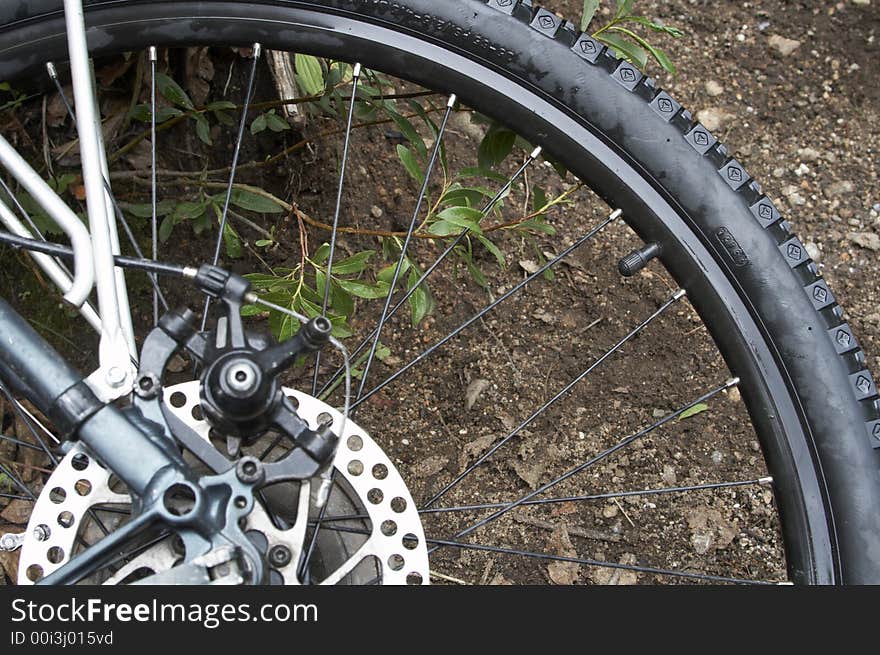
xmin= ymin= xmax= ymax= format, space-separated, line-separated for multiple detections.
xmin=18 ymin=382 xmax=429 ymax=585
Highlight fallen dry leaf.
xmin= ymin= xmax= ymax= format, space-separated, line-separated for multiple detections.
xmin=464 ymin=378 xmax=490 ymax=411
xmin=546 ymin=526 xmax=580 ymax=585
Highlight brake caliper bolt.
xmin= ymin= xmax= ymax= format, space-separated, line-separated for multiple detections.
xmin=235 ymin=456 xmax=264 ymax=485
xmin=106 ymin=367 xmax=127 ymax=388
xmin=268 ymin=545 xmax=292 ymax=568
xmin=134 ymin=373 xmax=160 ymax=399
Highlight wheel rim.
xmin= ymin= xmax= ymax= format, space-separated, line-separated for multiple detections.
xmin=0 ymin=1 xmax=842 ymax=584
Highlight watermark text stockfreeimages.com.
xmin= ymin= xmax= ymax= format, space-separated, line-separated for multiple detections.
xmin=10 ymin=597 xmax=318 ymax=630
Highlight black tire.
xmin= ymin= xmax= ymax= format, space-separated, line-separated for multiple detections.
xmin=0 ymin=0 xmax=877 ymax=583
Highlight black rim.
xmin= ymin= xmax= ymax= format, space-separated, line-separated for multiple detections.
xmin=0 ymin=1 xmax=840 ymax=584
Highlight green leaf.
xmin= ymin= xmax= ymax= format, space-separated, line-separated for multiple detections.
xmin=329 ymin=250 xmax=375 ymax=276
xmin=312 ymin=243 xmax=331 ymax=265
xmin=478 ymin=127 xmax=517 ymax=169
xmin=295 ymin=54 xmax=325 ymax=96
xmin=387 ymin=109 xmax=427 ymax=159
xmin=194 ymin=114 xmax=212 ymax=145
xmin=128 ymin=103 xmax=182 ymax=124
xmin=206 ymin=100 xmax=237 ymax=111
xmin=442 ymin=186 xmax=495 ymax=209
xmin=532 ymin=186 xmax=549 ymax=213
xmin=223 ymin=222 xmax=243 ymax=259
xmin=518 ymin=218 xmax=557 ymax=236
xmin=595 ymin=32 xmax=648 ymax=70
xmin=477 ymin=234 xmax=505 ymax=268
xmin=377 ymin=259 xmax=411 ymax=285
xmin=615 ymin=0 xmax=635 ymax=19
xmin=407 ymin=270 xmax=431 ymax=327
xmin=173 ymin=200 xmax=207 ymax=221
xmin=250 ymin=113 xmax=268 ymax=134
xmin=158 ymin=215 xmax=175 ymax=242
xmin=124 ymin=199 xmax=176 ymax=218
xmin=435 ymin=206 xmax=484 ymax=234
xmin=335 ymin=279 xmax=391 ymax=299
xmin=608 ymin=26 xmax=676 ymax=74
xmin=229 ymin=188 xmax=285 ymax=213
xmin=255 ymin=239 xmax=274 ymax=248
xmin=156 ymin=73 xmax=194 ymax=109
xmin=620 ymin=16 xmax=684 ymax=39
xmin=330 ymin=280 xmax=355 ymax=318
xmin=265 ymin=110 xmax=291 ymax=132
xmin=581 ymin=0 xmax=601 ymax=31
xmin=678 ymin=403 xmax=709 ymax=421
xmin=396 ymin=144 xmax=425 ymax=186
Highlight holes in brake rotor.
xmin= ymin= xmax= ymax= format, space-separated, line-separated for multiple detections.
xmin=57 ymin=511 xmax=75 ymax=528
xmin=71 ymin=453 xmax=90 ymax=471
xmin=46 ymin=546 xmax=65 ymax=564
xmin=169 ymin=392 xmax=187 ymax=408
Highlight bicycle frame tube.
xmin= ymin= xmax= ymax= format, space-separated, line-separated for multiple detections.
xmin=0 ymin=0 xmax=137 ymax=400
xmin=63 ymin=0 xmax=136 ymax=380
xmin=0 ymin=197 xmax=101 ymax=332
xmin=0 ymin=136 xmax=95 ymax=306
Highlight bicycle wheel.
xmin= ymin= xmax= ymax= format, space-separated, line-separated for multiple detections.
xmin=0 ymin=0 xmax=877 ymax=584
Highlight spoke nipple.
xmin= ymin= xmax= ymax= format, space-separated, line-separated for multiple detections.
xmin=252 ymin=43 xmax=262 ymax=59
xmin=673 ymin=288 xmax=687 ymax=300
xmin=725 ymin=377 xmax=742 ymax=389
xmin=759 ymin=476 xmax=774 ymax=486
xmin=447 ymin=94 xmax=458 ymax=108
xmin=244 ymin=291 xmax=259 ymax=304
xmin=352 ymin=63 xmax=362 ymax=79
xmin=46 ymin=62 xmax=58 ymax=80
xmin=609 ymin=208 xmax=624 ymax=221
xmin=529 ymin=145 xmax=543 ymax=160
xmin=148 ymin=46 xmax=158 ymax=62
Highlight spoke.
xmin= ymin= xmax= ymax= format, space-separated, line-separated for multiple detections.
xmin=39 ymin=507 xmax=160 ymax=584
xmin=311 ymin=63 xmax=362 ymax=395
xmin=429 ymin=378 xmax=741 ymax=554
xmin=314 ymin=478 xmax=773 ymax=524
xmin=425 ymin=538 xmax=775 ymax=585
xmin=0 ymin=177 xmax=74 ymax=277
xmin=349 ymin=209 xmax=621 ymax=410
xmin=149 ymin=46 xmax=160 ymax=326
xmin=355 ymin=94 xmax=456 ymax=400
xmin=420 ymin=477 xmax=773 ymax=516
xmin=0 ymin=492 xmax=31 ymax=501
xmin=0 ymin=380 xmax=57 ymax=466
xmin=200 ymin=43 xmax=262 ymax=332
xmin=317 ymin=147 xmax=542 ymax=400
xmin=0 ymin=380 xmax=114 ymax=538
xmin=47 ymin=61 xmax=169 ymax=314
xmin=0 ymin=459 xmax=35 ymax=500
xmin=423 ymin=288 xmax=686 ymax=508
xmin=0 ymin=433 xmax=45 ymax=452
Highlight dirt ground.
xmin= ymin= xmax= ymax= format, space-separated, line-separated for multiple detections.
xmin=0 ymin=0 xmax=877 ymax=585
